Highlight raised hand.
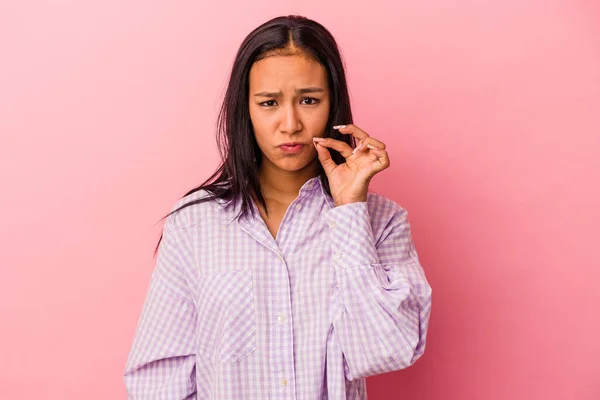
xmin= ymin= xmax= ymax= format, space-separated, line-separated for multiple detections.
xmin=313 ymin=124 xmax=390 ymax=207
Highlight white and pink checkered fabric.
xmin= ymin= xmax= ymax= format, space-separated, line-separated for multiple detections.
xmin=124 ymin=176 xmax=432 ymax=399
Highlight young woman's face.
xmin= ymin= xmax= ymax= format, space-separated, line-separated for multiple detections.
xmin=248 ymin=54 xmax=330 ymax=175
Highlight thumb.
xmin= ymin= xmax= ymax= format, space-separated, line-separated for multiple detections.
xmin=314 ymin=142 xmax=337 ymax=176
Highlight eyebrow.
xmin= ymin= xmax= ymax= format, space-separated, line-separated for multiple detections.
xmin=253 ymin=87 xmax=325 ymax=97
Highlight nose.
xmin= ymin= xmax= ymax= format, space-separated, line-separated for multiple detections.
xmin=279 ymin=103 xmax=302 ymax=135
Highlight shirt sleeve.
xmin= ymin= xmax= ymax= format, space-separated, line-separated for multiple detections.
xmin=123 ymin=208 xmax=198 ymax=399
xmin=326 ymin=199 xmax=432 ymax=380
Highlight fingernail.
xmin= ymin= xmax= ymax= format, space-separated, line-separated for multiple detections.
xmin=313 ymin=137 xmax=325 ymax=142
xmin=352 ymin=143 xmax=363 ymax=154
xmin=367 ymin=144 xmax=376 ymax=149
xmin=333 ymin=125 xmax=346 ymax=129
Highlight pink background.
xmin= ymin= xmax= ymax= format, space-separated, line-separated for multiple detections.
xmin=1 ymin=1 xmax=599 ymax=399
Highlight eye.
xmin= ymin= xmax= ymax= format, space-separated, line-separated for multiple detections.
xmin=260 ymin=100 xmax=277 ymax=107
xmin=300 ymin=97 xmax=319 ymax=105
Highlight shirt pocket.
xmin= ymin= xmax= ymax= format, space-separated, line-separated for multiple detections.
xmin=196 ymin=268 xmax=256 ymax=363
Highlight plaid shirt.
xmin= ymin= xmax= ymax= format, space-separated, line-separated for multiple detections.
xmin=124 ymin=176 xmax=432 ymax=399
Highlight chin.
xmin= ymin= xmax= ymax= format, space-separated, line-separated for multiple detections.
xmin=273 ymin=156 xmax=318 ymax=173
xmin=276 ymin=161 xmax=312 ymax=173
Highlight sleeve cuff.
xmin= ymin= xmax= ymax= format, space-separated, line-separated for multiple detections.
xmin=325 ymin=201 xmax=380 ymax=269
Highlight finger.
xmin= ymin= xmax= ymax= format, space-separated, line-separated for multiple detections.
xmin=354 ymin=139 xmax=387 ymax=157
xmin=364 ymin=152 xmax=379 ymax=163
xmin=313 ymin=142 xmax=337 ymax=176
xmin=369 ymin=148 xmax=391 ymax=170
xmin=351 ymin=142 xmax=364 ymax=155
xmin=333 ymin=124 xmax=369 ymax=141
xmin=362 ymin=137 xmax=386 ymax=151
xmin=313 ymin=137 xmax=353 ymax=158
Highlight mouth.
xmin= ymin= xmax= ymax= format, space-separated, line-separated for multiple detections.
xmin=279 ymin=143 xmax=306 ymax=154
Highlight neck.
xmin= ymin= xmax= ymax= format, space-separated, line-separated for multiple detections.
xmin=258 ymin=160 xmax=320 ymax=204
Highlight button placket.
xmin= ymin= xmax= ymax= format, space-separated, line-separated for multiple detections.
xmin=270 ymin=251 xmax=295 ymax=397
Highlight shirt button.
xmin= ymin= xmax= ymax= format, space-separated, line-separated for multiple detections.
xmin=335 ymin=252 xmax=342 ymax=259
xmin=295 ymin=204 xmax=302 ymax=211
xmin=329 ymin=220 xmax=336 ymax=229
xmin=281 ymin=379 xmax=288 ymax=387
xmin=277 ymin=254 xmax=283 ymax=261
xmin=277 ymin=314 xmax=284 ymax=324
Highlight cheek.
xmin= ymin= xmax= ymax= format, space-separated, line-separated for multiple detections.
xmin=250 ymin=109 xmax=277 ymax=131
xmin=253 ymin=130 xmax=269 ymax=151
xmin=307 ymin=107 xmax=330 ymax=130
xmin=317 ymin=100 xmax=330 ymax=120
xmin=249 ymin=109 xmax=268 ymax=144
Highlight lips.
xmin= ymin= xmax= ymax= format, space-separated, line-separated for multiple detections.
xmin=279 ymin=143 xmax=305 ymax=154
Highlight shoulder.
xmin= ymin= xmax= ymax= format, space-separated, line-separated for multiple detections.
xmin=166 ymin=189 xmax=226 ymax=229
xmin=365 ymin=192 xmax=411 ymax=231
xmin=366 ymin=192 xmax=408 ymax=217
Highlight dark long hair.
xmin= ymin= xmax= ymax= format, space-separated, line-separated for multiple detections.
xmin=154 ymin=15 xmax=354 ymax=256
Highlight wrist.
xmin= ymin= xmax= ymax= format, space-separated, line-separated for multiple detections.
xmin=334 ymin=196 xmax=368 ymax=207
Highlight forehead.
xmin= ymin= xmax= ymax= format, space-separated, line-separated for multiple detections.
xmin=249 ymin=54 xmax=328 ymax=89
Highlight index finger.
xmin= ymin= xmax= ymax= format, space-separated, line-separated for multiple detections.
xmin=333 ymin=124 xmax=369 ymax=141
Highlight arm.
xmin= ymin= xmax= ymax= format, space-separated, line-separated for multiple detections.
xmin=123 ymin=208 xmax=198 ymax=399
xmin=327 ymin=198 xmax=432 ymax=380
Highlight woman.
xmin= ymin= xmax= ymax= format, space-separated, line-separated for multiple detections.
xmin=124 ymin=15 xmax=432 ymax=400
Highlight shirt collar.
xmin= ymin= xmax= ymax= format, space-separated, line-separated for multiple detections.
xmin=216 ymin=175 xmax=334 ymax=225
xmin=296 ymin=175 xmax=335 ymax=209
